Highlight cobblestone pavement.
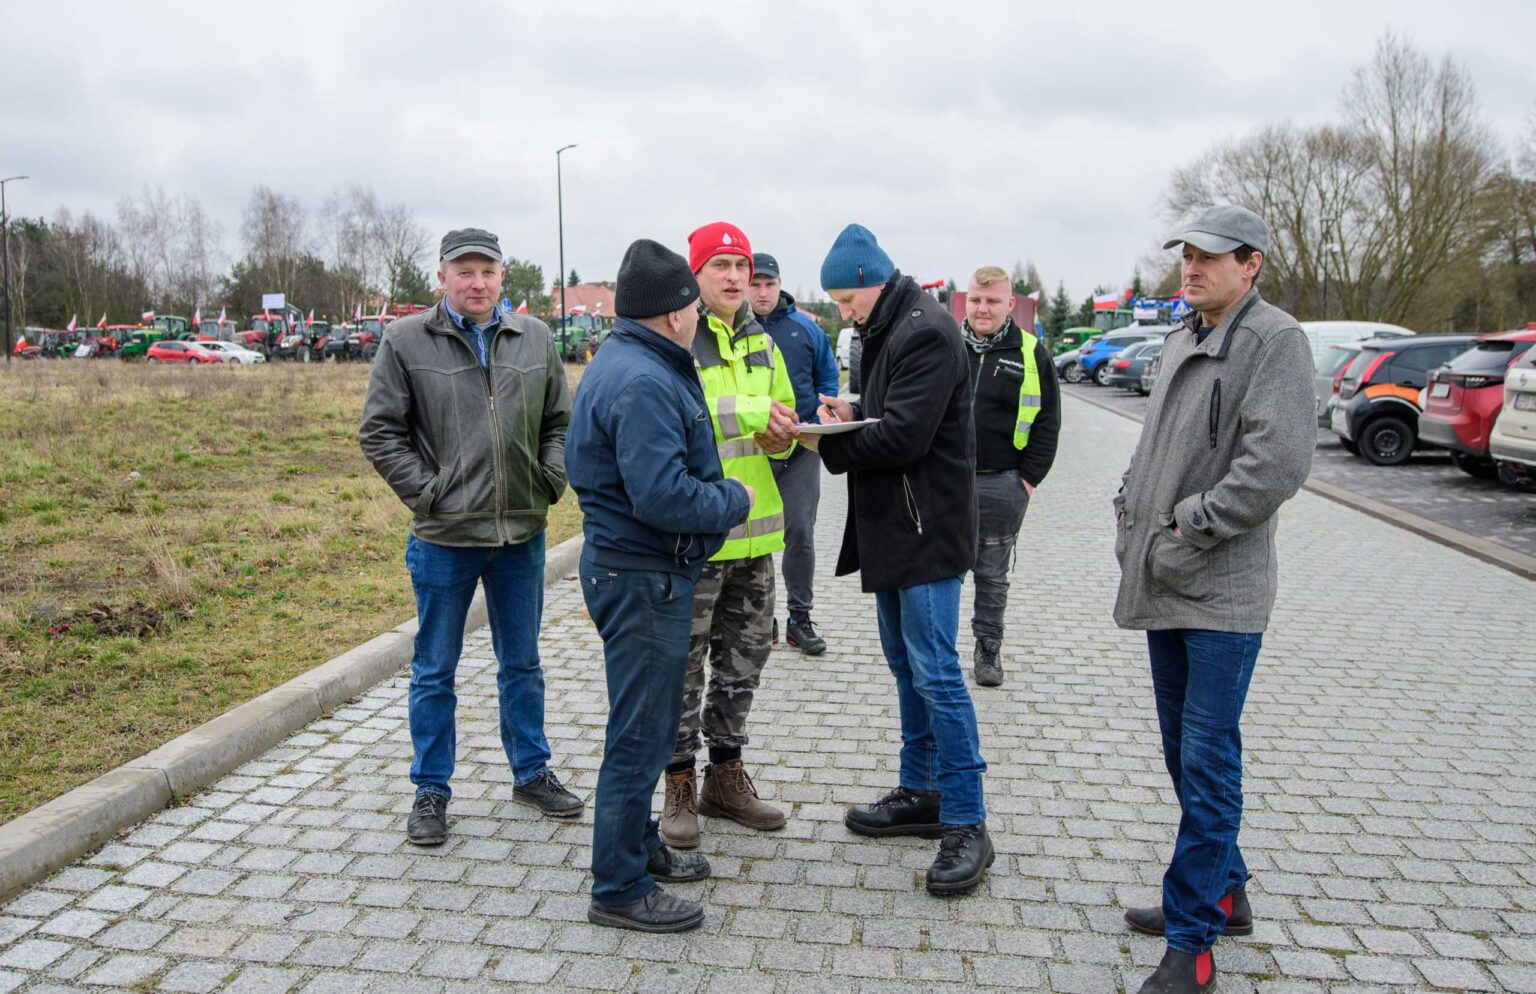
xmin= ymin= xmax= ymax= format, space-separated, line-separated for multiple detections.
xmin=1064 ymin=382 xmax=1536 ymax=559
xmin=2 ymin=396 xmax=1533 ymax=993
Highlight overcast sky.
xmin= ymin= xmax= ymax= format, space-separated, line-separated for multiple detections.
xmin=3 ymin=0 xmax=1533 ymax=304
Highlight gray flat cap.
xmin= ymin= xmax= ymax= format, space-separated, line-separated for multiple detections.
xmin=1164 ymin=205 xmax=1270 ymax=255
xmin=440 ymin=227 xmax=502 ymax=262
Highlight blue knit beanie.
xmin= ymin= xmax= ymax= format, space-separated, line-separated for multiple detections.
xmin=820 ymin=224 xmax=895 ymax=291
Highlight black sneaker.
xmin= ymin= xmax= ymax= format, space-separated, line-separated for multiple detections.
xmin=406 ymin=791 xmax=449 ymax=846
xmin=646 ymin=845 xmax=711 ymax=883
xmin=925 ymin=823 xmax=995 ymax=895
xmin=845 ymin=785 xmax=943 ymax=838
xmin=588 ymin=886 xmax=705 ymax=933
xmin=513 ymin=770 xmax=585 ymax=818
xmin=973 ymin=638 xmax=1003 ymax=687
xmin=786 ymin=615 xmax=827 ymax=655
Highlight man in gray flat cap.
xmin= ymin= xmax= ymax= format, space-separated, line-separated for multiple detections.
xmin=1112 ymin=205 xmax=1315 ymax=994
xmin=361 ymin=228 xmax=583 ymax=848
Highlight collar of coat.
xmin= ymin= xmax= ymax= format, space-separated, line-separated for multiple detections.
xmin=422 ymin=299 xmax=522 ymax=339
xmin=697 ymin=299 xmax=763 ymax=352
xmin=857 ymin=271 xmax=915 ymax=338
xmin=1178 ymin=286 xmax=1261 ymax=360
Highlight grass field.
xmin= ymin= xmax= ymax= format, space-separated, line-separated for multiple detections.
xmin=0 ymin=360 xmax=583 ymax=821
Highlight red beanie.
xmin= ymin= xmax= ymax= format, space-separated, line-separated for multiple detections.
xmin=688 ymin=221 xmax=753 ymax=275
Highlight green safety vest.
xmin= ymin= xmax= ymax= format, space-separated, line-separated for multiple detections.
xmin=1013 ymin=340 xmax=1043 ymax=450
xmin=693 ymin=306 xmax=796 ymax=561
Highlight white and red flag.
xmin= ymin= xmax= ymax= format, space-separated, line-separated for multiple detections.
xmin=192 ymin=307 xmax=201 ymax=327
xmin=97 ymin=313 xmax=108 ymax=329
xmin=217 ymin=306 xmax=226 ymax=325
xmin=516 ymin=300 xmax=529 ymax=314
xmin=66 ymin=314 xmax=77 ymax=333
xmin=142 ymin=310 xmax=155 ymax=322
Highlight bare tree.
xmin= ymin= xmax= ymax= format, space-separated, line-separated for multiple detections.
xmin=240 ymin=185 xmax=307 ymax=300
xmin=375 ymin=202 xmax=429 ymax=304
xmin=114 ymin=186 xmax=223 ymax=313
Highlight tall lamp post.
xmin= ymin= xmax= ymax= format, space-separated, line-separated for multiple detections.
xmin=1320 ymin=216 xmax=1337 ymax=320
xmin=556 ymin=144 xmax=577 ymax=358
xmin=2 ymin=175 xmax=30 ymax=365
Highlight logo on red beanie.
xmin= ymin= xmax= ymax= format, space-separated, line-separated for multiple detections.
xmin=688 ymin=222 xmax=753 ymax=275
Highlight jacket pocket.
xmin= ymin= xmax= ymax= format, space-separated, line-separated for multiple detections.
xmin=1147 ymin=528 xmax=1213 ymax=601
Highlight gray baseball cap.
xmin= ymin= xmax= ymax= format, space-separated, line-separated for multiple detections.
xmin=1163 ymin=205 xmax=1270 ymax=255
xmin=752 ymin=252 xmax=781 ymax=279
xmin=440 ymin=227 xmax=502 ymax=262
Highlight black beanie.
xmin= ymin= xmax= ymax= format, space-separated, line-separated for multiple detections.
xmin=615 ymin=239 xmax=700 ymax=319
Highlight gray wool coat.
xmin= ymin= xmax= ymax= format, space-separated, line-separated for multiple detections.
xmin=1112 ymin=288 xmax=1315 ymax=633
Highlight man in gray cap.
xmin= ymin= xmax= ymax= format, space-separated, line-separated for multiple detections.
xmin=1112 ymin=205 xmax=1315 ymax=994
xmin=361 ymin=228 xmax=583 ymax=848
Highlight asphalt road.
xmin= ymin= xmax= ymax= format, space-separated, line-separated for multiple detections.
xmin=1062 ymin=382 xmax=1536 ymax=560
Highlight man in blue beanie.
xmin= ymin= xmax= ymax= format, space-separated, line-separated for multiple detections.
xmin=797 ymin=223 xmax=991 ymax=895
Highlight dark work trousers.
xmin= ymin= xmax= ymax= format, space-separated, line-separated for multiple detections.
xmin=580 ymin=549 xmax=695 ymax=907
xmin=970 ymin=470 xmax=1031 ymax=644
xmin=770 ymin=446 xmax=821 ymax=618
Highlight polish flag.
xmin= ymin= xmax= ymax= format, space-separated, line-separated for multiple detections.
xmin=13 ymin=334 xmax=25 ymax=353
xmin=142 ymin=310 xmax=155 ymax=322
xmin=97 ymin=313 xmax=108 ymax=330
xmin=377 ymin=300 xmax=388 ymax=321
xmin=1092 ymin=293 xmax=1120 ymax=311
xmin=192 ymin=306 xmax=201 ymax=327
xmin=569 ymin=305 xmax=588 ymax=314
xmin=354 ymin=303 xmax=362 ymax=321
xmin=66 ymin=314 xmax=77 ymax=333
xmin=217 ymin=306 xmax=226 ymax=325
xmin=307 ymin=309 xmax=315 ymax=326
xmin=515 ymin=299 xmax=529 ymax=314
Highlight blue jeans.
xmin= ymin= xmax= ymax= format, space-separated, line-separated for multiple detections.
xmin=580 ymin=551 xmax=695 ymax=906
xmin=874 ymin=575 xmax=987 ymax=825
xmin=1147 ymin=628 xmax=1262 ymax=954
xmin=406 ymin=533 xmax=551 ymax=799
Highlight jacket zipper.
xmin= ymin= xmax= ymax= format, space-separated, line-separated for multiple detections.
xmin=901 ymin=473 xmax=924 ymax=534
xmin=484 ymin=327 xmax=509 ymax=544
xmin=1208 ymin=378 xmax=1222 ymax=449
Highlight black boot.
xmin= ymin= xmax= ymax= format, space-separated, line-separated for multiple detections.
xmin=406 ymin=791 xmax=449 ymax=846
xmin=925 ymin=824 xmax=994 ymax=895
xmin=845 ymin=786 xmax=943 ymax=838
xmin=1125 ymin=885 xmax=1252 ymax=937
xmin=1136 ymin=947 xmax=1216 ymax=994
xmin=588 ymin=886 xmax=705 ymax=933
xmin=973 ymin=638 xmax=1003 ymax=687
xmin=646 ymin=845 xmax=711 ymax=883
xmin=786 ymin=614 xmax=827 ymax=655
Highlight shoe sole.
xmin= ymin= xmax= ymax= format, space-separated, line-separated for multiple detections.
xmin=698 ymin=800 xmax=786 ymax=831
xmin=1124 ymin=914 xmax=1253 ymax=938
xmin=650 ymin=866 xmax=711 ymax=884
xmin=659 ymin=829 xmax=700 ymax=850
xmin=844 ymin=816 xmax=944 ymax=840
xmin=512 ymin=794 xmax=585 ymax=819
xmin=587 ymin=905 xmax=705 ymax=933
xmin=406 ymin=833 xmax=446 ymax=846
xmin=787 ymin=638 xmax=827 ymax=656
xmin=925 ymin=850 xmax=996 ymax=895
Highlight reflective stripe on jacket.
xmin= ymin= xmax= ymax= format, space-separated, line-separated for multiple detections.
xmin=692 ymin=303 xmax=796 ymax=561
xmin=1013 ymin=340 xmax=1042 ymax=449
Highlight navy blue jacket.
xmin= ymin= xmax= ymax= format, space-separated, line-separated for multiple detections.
xmin=567 ymin=318 xmax=751 ymax=578
xmin=761 ymin=291 xmax=840 ymax=423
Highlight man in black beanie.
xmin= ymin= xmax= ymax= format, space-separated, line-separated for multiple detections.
xmin=566 ymin=238 xmax=755 ymax=932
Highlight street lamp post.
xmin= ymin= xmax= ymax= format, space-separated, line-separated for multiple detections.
xmin=1320 ymin=216 xmax=1337 ymax=320
xmin=2 ymin=175 xmax=31 ymax=365
xmin=556 ymin=144 xmax=577 ymax=359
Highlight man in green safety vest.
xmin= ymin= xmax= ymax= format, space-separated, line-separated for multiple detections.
xmin=660 ymin=221 xmax=800 ymax=850
xmin=961 ymin=266 xmax=1061 ymax=687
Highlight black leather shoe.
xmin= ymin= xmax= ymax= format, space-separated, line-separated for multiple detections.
xmin=1136 ymin=947 xmax=1216 ymax=994
xmin=925 ymin=823 xmax=994 ymax=895
xmin=973 ymin=638 xmax=1004 ymax=687
xmin=587 ymin=886 xmax=705 ymax=933
xmin=513 ymin=770 xmax=585 ymax=818
xmin=406 ymin=791 xmax=448 ymax=846
xmin=1125 ymin=886 xmax=1252 ymax=937
xmin=845 ymin=786 xmax=943 ymax=838
xmin=646 ymin=845 xmax=711 ymax=883
xmin=787 ymin=615 xmax=827 ymax=655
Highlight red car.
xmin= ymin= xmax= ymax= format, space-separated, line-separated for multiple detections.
xmin=1419 ymin=329 xmax=1536 ymax=478
xmin=145 ymin=340 xmax=223 ymax=365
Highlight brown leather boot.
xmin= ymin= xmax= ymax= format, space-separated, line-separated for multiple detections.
xmin=659 ymin=769 xmax=699 ymax=849
xmin=699 ymin=759 xmax=786 ymax=831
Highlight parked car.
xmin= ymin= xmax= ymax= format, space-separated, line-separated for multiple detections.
xmin=837 ymin=327 xmax=862 ymax=393
xmin=1103 ymin=341 xmax=1163 ymax=394
xmin=1298 ymin=320 xmax=1413 ymax=368
xmin=145 ymin=340 xmax=222 ymax=364
xmin=1489 ymin=343 xmax=1536 ymax=491
xmin=1418 ymin=330 xmax=1536 ymax=479
xmin=1141 ymin=354 xmax=1160 ymax=395
xmin=195 ymin=341 xmax=267 ymax=364
xmin=1315 ymin=343 xmax=1370 ymax=427
xmin=1330 ymin=334 xmax=1474 ymax=464
xmin=1054 ymin=347 xmax=1085 ymax=383
xmin=1080 ymin=327 xmax=1174 ymax=386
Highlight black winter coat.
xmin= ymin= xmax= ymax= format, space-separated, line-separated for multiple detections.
xmin=819 ymin=275 xmax=978 ymax=592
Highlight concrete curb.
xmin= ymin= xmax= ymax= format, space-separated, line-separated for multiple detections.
xmin=1065 ymin=390 xmax=1536 ymax=581
xmin=0 ymin=532 xmax=585 ymax=901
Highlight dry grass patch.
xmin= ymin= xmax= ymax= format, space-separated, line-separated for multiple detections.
xmin=0 ymin=360 xmax=582 ymax=820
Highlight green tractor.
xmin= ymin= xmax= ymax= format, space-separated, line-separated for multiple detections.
xmin=151 ymin=315 xmax=194 ymax=340
xmin=119 ymin=328 xmax=168 ymax=359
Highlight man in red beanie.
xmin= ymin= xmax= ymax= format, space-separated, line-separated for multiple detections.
xmin=659 ymin=221 xmax=800 ymax=851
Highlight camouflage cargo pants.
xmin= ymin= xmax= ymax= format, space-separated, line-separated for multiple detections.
xmin=672 ymin=554 xmax=776 ymax=763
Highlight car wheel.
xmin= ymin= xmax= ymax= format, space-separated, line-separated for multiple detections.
xmin=300 ymin=347 xmax=312 ymax=364
xmin=1338 ymin=436 xmax=1360 ymax=456
xmin=1093 ymin=363 xmax=1112 ymax=387
xmin=1360 ymin=416 xmax=1413 ymax=466
xmin=1062 ymin=362 xmax=1085 ymax=384
xmin=146 ymin=357 xmax=158 ymax=364
xmin=1496 ymin=461 xmax=1536 ymax=493
xmin=1450 ymin=450 xmax=1498 ymax=480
